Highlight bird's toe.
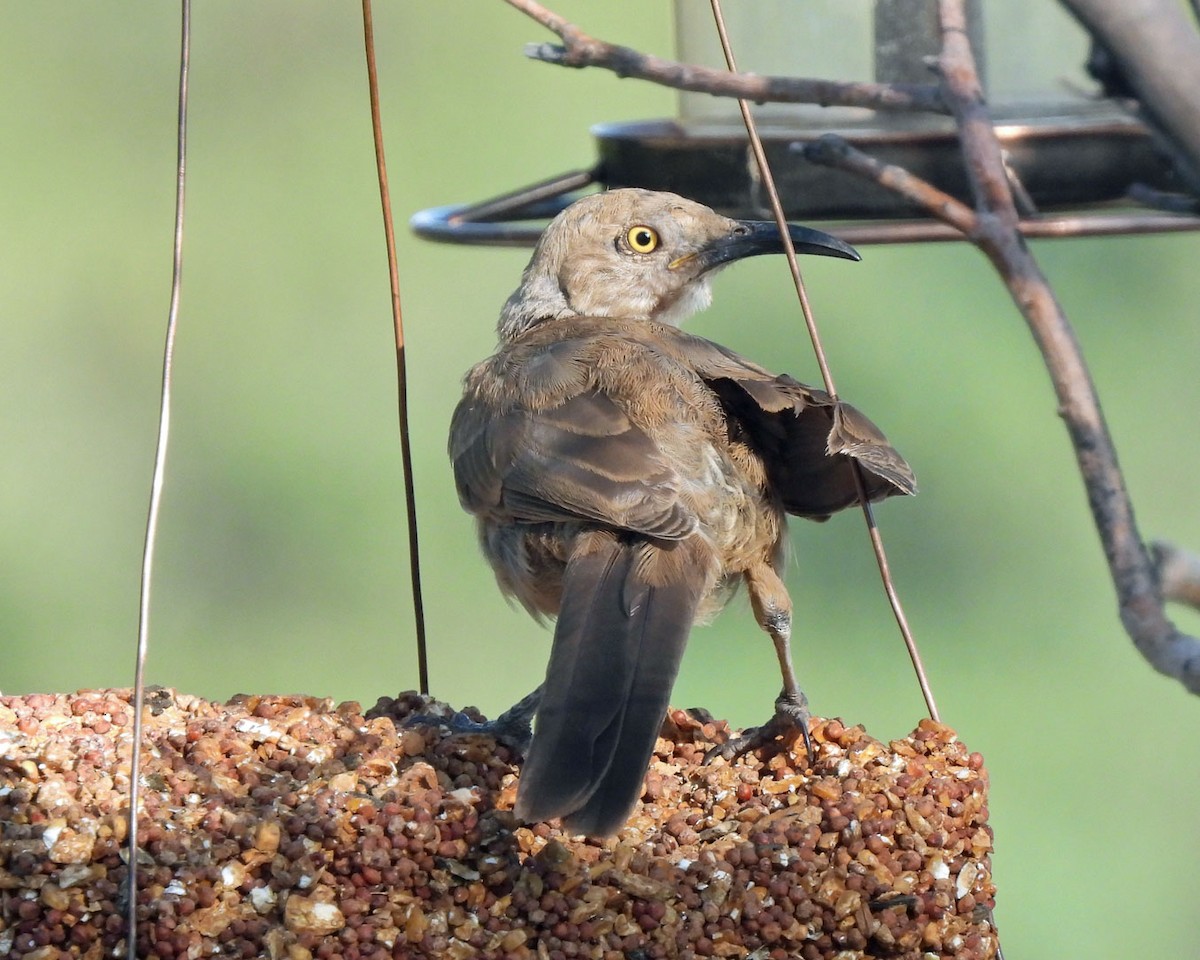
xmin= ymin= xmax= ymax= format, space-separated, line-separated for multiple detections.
xmin=404 ymin=707 xmax=533 ymax=759
xmin=703 ymin=691 xmax=813 ymax=766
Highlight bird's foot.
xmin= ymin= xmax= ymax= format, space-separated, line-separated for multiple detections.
xmin=404 ymin=710 xmax=533 ymax=758
xmin=704 ymin=691 xmax=813 ymax=767
xmin=404 ymin=689 xmax=539 ymax=759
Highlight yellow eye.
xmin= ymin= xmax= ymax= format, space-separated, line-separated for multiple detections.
xmin=626 ymin=225 xmax=660 ymax=254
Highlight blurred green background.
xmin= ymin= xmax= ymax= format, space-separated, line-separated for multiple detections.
xmin=2 ymin=3 xmax=1197 ymax=956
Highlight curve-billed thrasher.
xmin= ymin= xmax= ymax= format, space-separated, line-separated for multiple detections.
xmin=449 ymin=189 xmax=914 ymax=837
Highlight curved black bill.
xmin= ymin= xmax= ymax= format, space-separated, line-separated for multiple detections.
xmin=699 ymin=220 xmax=860 ymax=270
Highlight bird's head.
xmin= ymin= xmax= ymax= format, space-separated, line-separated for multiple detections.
xmin=498 ymin=188 xmax=858 ymax=339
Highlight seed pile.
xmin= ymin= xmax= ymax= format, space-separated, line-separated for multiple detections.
xmin=0 ymin=689 xmax=996 ymax=959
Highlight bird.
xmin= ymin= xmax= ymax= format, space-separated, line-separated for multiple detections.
xmin=448 ymin=188 xmax=915 ymax=837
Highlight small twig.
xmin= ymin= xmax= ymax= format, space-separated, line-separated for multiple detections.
xmin=129 ymin=3 xmax=191 ymax=956
xmin=1000 ymin=151 xmax=1038 ymax=218
xmin=502 ymin=0 xmax=945 ymax=114
xmin=803 ymin=135 xmax=977 ymax=235
xmin=707 ymin=0 xmax=939 ymax=723
xmin=361 ymin=0 xmax=429 ymax=694
xmin=1151 ymin=541 xmax=1200 ymax=611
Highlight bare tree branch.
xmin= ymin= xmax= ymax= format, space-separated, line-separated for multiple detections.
xmin=936 ymin=0 xmax=1200 ymax=693
xmin=502 ymin=0 xmax=946 ymax=114
xmin=805 ymin=5 xmax=1200 ymax=693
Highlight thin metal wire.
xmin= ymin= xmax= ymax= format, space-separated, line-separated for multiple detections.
xmin=127 ymin=2 xmax=190 ymax=956
xmin=708 ymin=0 xmax=940 ymax=722
xmin=857 ymin=498 xmax=941 ymax=720
xmin=362 ymin=0 xmax=430 ymax=694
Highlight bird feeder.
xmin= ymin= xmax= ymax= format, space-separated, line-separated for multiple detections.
xmin=411 ymin=0 xmax=1198 ymax=245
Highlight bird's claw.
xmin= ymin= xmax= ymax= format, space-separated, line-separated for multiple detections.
xmin=403 ymin=687 xmax=541 ymax=759
xmin=405 ymin=708 xmax=533 ymax=759
xmin=703 ymin=692 xmax=813 ymax=767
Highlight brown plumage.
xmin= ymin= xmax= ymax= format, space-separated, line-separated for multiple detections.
xmin=449 ymin=189 xmax=914 ymax=837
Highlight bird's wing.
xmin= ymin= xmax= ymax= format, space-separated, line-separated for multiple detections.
xmin=672 ymin=331 xmax=916 ymax=518
xmin=449 ymin=362 xmax=697 ymax=540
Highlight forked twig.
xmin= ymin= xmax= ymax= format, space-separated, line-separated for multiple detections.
xmin=706 ymin=0 xmax=939 ymax=723
xmin=361 ymin=0 xmax=430 ymax=694
xmin=502 ymin=0 xmax=945 ymax=114
xmin=128 ymin=3 xmax=191 ymax=956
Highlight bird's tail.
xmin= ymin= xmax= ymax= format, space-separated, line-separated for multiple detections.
xmin=514 ymin=530 xmax=708 ymax=837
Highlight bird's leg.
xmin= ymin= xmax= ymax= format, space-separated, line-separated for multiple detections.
xmin=706 ymin=563 xmax=814 ymax=766
xmin=405 ymin=686 xmax=541 ymax=759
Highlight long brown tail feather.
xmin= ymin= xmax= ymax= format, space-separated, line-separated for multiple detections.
xmin=515 ymin=534 xmax=701 ymax=836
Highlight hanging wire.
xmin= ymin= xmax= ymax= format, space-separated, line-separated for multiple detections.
xmin=708 ymin=0 xmax=940 ymax=722
xmin=127 ymin=2 xmax=191 ymax=956
xmin=361 ymin=0 xmax=430 ymax=694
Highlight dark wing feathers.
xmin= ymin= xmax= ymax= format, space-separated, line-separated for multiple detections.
xmin=828 ymin=402 xmax=918 ymax=498
xmin=729 ymin=375 xmax=800 ymax=414
xmin=672 ymin=329 xmax=915 ymax=518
